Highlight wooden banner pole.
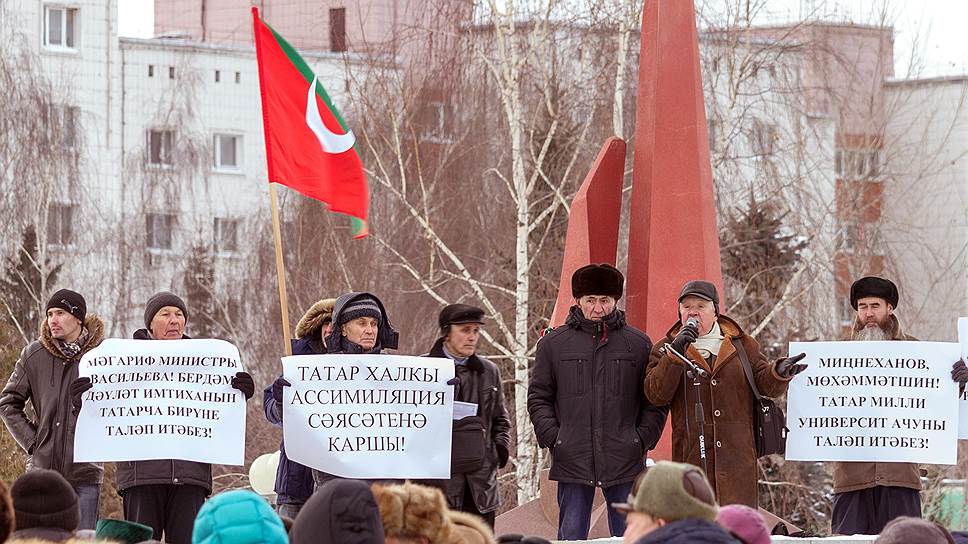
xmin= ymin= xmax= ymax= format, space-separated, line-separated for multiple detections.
xmin=268 ymin=183 xmax=293 ymax=356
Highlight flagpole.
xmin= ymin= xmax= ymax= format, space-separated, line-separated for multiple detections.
xmin=269 ymin=183 xmax=293 ymax=356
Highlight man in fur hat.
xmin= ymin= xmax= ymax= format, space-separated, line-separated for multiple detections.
xmin=831 ymin=276 xmax=968 ymax=535
xmin=528 ymin=264 xmax=668 ymax=540
xmin=0 ymin=289 xmax=104 ymax=530
xmin=264 ymin=297 xmax=336 ymax=517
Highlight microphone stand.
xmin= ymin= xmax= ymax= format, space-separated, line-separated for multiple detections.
xmin=664 ymin=343 xmax=708 ymax=475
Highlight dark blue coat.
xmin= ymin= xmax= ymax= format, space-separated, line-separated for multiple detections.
xmin=265 ymin=336 xmax=323 ymax=505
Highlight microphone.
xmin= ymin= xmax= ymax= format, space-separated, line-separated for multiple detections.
xmin=684 ymin=316 xmax=700 ymax=332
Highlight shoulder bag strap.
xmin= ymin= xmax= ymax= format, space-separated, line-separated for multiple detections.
xmin=731 ymin=336 xmax=764 ymax=400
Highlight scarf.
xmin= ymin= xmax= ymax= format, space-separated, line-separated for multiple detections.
xmin=58 ymin=326 xmax=89 ymax=361
xmin=692 ymin=321 xmax=724 ymax=358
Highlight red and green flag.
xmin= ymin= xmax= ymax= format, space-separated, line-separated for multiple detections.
xmin=252 ymin=8 xmax=368 ymax=237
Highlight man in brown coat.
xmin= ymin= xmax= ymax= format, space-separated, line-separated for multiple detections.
xmin=831 ymin=276 xmax=968 ymax=535
xmin=644 ymin=280 xmax=807 ymax=507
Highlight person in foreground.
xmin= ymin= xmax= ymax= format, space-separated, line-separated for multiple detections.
xmin=614 ymin=461 xmax=739 ymax=544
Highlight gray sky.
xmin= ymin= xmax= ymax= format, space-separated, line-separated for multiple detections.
xmin=118 ymin=0 xmax=967 ymax=78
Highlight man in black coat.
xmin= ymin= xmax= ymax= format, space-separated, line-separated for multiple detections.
xmin=528 ymin=264 xmax=668 ymax=540
xmin=419 ymin=304 xmax=511 ymax=528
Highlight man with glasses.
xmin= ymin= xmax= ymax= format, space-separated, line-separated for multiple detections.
xmin=528 ymin=264 xmax=668 ymax=540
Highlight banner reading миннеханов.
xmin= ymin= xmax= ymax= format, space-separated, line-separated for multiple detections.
xmin=786 ymin=341 xmax=959 ymax=465
xmin=73 ymin=338 xmax=247 ymax=465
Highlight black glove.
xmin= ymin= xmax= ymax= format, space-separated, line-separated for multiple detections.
xmin=498 ymin=535 xmax=553 ymax=544
xmin=952 ymin=360 xmax=968 ymax=384
xmin=70 ymin=377 xmax=93 ymax=414
xmin=776 ymin=353 xmax=808 ymax=378
xmin=231 ymin=372 xmax=255 ymax=400
xmin=496 ymin=443 xmax=509 ymax=469
xmin=272 ymin=376 xmax=291 ymax=403
xmin=670 ymin=324 xmax=700 ymax=354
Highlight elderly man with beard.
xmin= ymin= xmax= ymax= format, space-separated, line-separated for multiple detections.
xmin=831 ymin=276 xmax=968 ymax=535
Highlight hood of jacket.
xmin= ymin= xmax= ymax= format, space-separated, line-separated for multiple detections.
xmin=326 ymin=292 xmax=399 ymax=352
xmin=290 ymin=479 xmax=384 ymax=544
xmin=40 ymin=315 xmax=104 ymax=362
xmin=637 ymin=518 xmax=740 ymax=544
xmin=295 ymin=298 xmax=337 ymax=340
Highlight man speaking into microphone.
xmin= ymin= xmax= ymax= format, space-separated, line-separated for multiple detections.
xmin=644 ymin=280 xmax=807 ymax=507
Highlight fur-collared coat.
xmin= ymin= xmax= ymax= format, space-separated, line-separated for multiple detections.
xmin=645 ymin=315 xmax=790 ymax=507
xmin=0 ymin=316 xmax=105 ymax=485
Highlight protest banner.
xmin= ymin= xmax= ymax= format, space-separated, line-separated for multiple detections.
xmin=74 ymin=338 xmax=247 ymax=465
xmin=958 ymin=317 xmax=968 ymax=439
xmin=786 ymin=340 xmax=960 ymax=465
xmin=282 ymin=354 xmax=455 ymax=479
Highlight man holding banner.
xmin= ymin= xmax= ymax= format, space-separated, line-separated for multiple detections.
xmin=829 ymin=277 xmax=968 ymax=535
xmin=72 ymin=291 xmax=256 ymax=544
xmin=309 ymin=291 xmax=400 ymax=489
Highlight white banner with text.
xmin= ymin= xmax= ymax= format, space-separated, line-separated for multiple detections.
xmin=786 ymin=340 xmax=959 ymax=464
xmin=282 ymin=354 xmax=455 ymax=479
xmin=73 ymin=338 xmax=247 ymax=465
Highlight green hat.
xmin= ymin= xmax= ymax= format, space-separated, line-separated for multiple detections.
xmin=96 ymin=519 xmax=154 ymax=543
xmin=612 ymin=461 xmax=719 ymax=522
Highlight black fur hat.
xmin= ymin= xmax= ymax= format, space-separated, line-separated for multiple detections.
xmin=850 ymin=276 xmax=899 ymax=309
xmin=571 ymin=264 xmax=624 ymax=300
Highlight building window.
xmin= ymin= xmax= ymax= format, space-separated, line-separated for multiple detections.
xmin=234 ymin=71 xmax=241 ymax=84
xmin=146 ymin=213 xmax=175 ymax=250
xmin=214 ymin=218 xmax=240 ymax=253
xmin=750 ymin=119 xmax=777 ymax=157
xmin=148 ymin=64 xmax=154 ymax=77
xmin=49 ymin=105 xmax=78 ymax=149
xmin=169 ymin=66 xmax=175 ymax=79
xmin=213 ymin=134 xmax=241 ymax=170
xmin=44 ymin=6 xmax=78 ymax=49
xmin=330 ymin=8 xmax=347 ymax=52
xmin=214 ymin=70 xmax=220 ymax=82
xmin=835 ymin=148 xmax=880 ymax=180
xmin=147 ymin=129 xmax=174 ymax=165
xmin=707 ymin=119 xmax=717 ymax=152
xmin=47 ymin=203 xmax=74 ymax=246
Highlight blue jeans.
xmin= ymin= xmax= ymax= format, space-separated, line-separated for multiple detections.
xmin=556 ymin=481 xmax=634 ymax=540
xmin=74 ymin=484 xmax=100 ymax=530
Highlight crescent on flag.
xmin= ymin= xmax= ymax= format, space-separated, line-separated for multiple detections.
xmin=305 ymin=75 xmax=356 ymax=154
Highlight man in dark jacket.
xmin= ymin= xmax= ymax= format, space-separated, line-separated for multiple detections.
xmin=72 ymin=291 xmax=255 ymax=544
xmin=264 ymin=297 xmax=335 ymax=518
xmin=613 ymin=461 xmax=739 ymax=544
xmin=528 ymin=264 xmax=668 ymax=540
xmin=289 ymin=479 xmax=385 ymax=544
xmin=0 ymin=289 xmax=104 ymax=530
xmin=418 ymin=304 xmax=511 ymax=528
xmin=311 ymin=291 xmax=399 ymax=489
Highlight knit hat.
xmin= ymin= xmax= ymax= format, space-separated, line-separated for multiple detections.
xmin=875 ymin=516 xmax=954 ymax=544
xmin=571 ymin=264 xmax=624 ymax=300
xmin=612 ymin=462 xmax=718 ymax=523
xmin=10 ymin=469 xmax=79 ymax=533
xmin=144 ymin=291 xmax=189 ymax=328
xmin=0 ymin=480 xmax=14 ymax=543
xmin=192 ymin=489 xmax=287 ymax=544
xmin=850 ymin=276 xmax=899 ymax=309
xmin=46 ymin=289 xmax=86 ymax=322
xmin=96 ymin=519 xmax=154 ymax=544
xmin=716 ymin=504 xmax=770 ymax=544
xmin=338 ymin=295 xmax=383 ymax=326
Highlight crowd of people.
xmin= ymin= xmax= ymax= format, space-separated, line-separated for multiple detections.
xmin=0 ymin=459 xmax=960 ymax=544
xmin=0 ymin=263 xmax=966 ymax=542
